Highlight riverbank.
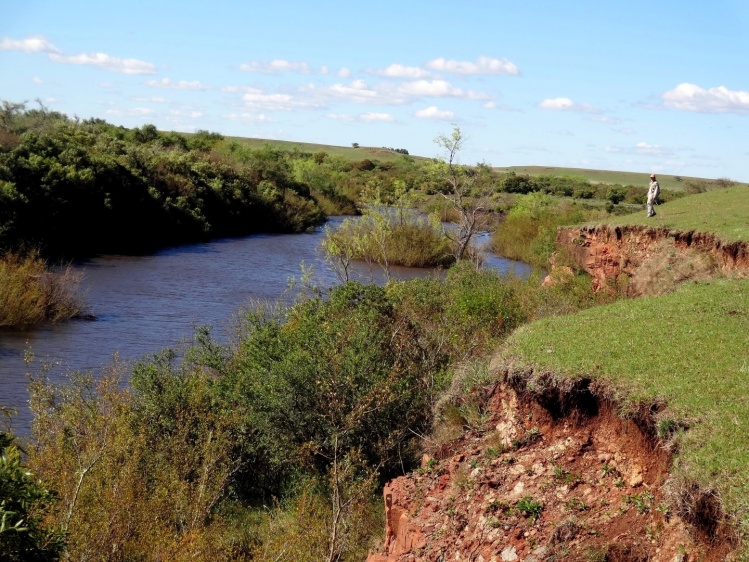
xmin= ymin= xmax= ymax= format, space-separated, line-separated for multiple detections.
xmin=368 ymin=188 xmax=749 ymax=560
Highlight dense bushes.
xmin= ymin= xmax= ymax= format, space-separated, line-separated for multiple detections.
xmin=20 ymin=264 xmax=544 ymax=561
xmin=0 ymin=104 xmax=325 ymax=257
xmin=498 ymin=171 xmax=682 ymax=206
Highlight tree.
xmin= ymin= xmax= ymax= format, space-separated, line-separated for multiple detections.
xmin=432 ymin=126 xmax=492 ymax=262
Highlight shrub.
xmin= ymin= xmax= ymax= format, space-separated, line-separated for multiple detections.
xmin=0 ymin=251 xmax=83 ymax=329
xmin=28 ymin=361 xmax=241 ymax=562
xmin=492 ymin=195 xmax=599 ymax=268
xmin=0 ymin=430 xmax=65 ymax=561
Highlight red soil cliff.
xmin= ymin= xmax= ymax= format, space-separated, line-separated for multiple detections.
xmin=551 ymin=226 xmax=749 ymax=295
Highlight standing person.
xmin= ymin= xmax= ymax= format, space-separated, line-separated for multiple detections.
xmin=647 ymin=173 xmax=660 ymax=217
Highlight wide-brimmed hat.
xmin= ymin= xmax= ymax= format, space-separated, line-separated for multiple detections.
xmin=650 ymin=174 xmax=656 ymax=178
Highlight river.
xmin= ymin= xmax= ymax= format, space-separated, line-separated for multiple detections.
xmin=0 ymin=218 xmax=531 ymax=434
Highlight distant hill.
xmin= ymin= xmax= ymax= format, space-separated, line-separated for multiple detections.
xmin=217 ymin=135 xmax=735 ymax=192
xmin=220 ymin=135 xmax=418 ymax=164
xmin=495 ymin=165 xmax=731 ymax=192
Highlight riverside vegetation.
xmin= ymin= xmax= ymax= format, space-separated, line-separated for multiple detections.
xmin=3 ymin=105 xmax=747 ymax=558
xmin=0 ymin=106 xmax=645 ymax=328
xmin=4 ymin=262 xmax=610 ymax=562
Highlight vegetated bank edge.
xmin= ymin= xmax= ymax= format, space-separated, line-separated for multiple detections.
xmin=488 ymin=278 xmax=749 ymax=559
xmin=368 ymin=360 xmax=737 ymax=561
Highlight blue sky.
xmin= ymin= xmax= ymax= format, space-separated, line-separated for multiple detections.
xmin=2 ymin=0 xmax=748 ymax=180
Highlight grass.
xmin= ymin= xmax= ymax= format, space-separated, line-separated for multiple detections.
xmin=218 ymin=135 xmax=421 ymax=163
xmin=591 ymin=184 xmax=749 ymax=243
xmin=498 ymin=279 xmax=749 ymax=543
xmin=496 ymin=165 xmax=738 ymax=192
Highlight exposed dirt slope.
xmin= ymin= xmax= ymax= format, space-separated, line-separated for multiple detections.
xmin=367 ymin=372 xmax=735 ymax=562
xmin=553 ymin=225 xmax=749 ymax=296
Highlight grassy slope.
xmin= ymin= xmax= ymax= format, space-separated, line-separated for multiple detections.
xmin=203 ymin=134 xmax=735 ymax=190
xmin=220 ymin=135 xmax=420 ymax=163
xmin=594 ymin=184 xmax=749 ymax=243
xmin=500 ymin=279 xmax=749 ymax=534
xmin=495 ymin=165 xmax=714 ymax=192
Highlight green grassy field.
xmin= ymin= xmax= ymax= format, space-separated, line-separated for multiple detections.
xmin=205 ymin=134 xmax=740 ymax=190
xmin=499 ymin=279 xmax=749 ymax=544
xmin=595 ymin=184 xmax=749 ymax=243
xmin=219 ymin=135 xmax=420 ymax=163
xmin=496 ymin=165 xmax=727 ymax=192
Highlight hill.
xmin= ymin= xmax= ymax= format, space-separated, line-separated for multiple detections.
xmin=213 ymin=135 xmax=736 ymax=192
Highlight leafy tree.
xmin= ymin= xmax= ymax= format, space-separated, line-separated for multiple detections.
xmin=432 ymin=126 xmax=490 ymax=262
xmin=0 ymin=425 xmax=65 ymax=561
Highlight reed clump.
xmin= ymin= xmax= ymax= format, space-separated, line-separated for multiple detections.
xmin=0 ymin=251 xmax=84 ymax=329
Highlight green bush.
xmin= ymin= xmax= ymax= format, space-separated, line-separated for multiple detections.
xmin=1 ymin=430 xmax=65 ymax=561
xmin=492 ymin=194 xmax=602 ymax=268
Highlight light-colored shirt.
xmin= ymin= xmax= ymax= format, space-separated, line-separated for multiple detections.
xmin=647 ymin=180 xmax=660 ymax=204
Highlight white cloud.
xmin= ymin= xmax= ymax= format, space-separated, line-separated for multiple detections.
xmin=32 ymin=76 xmax=44 ymax=84
xmin=604 ymin=141 xmax=674 ymax=158
xmin=105 ymin=107 xmax=154 ymax=117
xmin=539 ymin=97 xmax=575 ymax=110
xmin=241 ymin=88 xmax=320 ymax=110
xmin=425 ymin=56 xmax=519 ymax=76
xmin=635 ymin=141 xmax=670 ymax=156
xmin=2 ymin=35 xmax=156 ymax=75
xmin=239 ymin=59 xmax=311 ymax=74
xmin=360 ymin=112 xmax=395 ymax=123
xmin=145 ymin=77 xmax=209 ymax=90
xmin=338 ymin=67 xmax=351 ymax=78
xmin=0 ymin=36 xmax=60 ymax=54
xmin=326 ymin=113 xmax=355 ymax=122
xmin=169 ymin=109 xmax=203 ymax=118
xmin=224 ymin=112 xmax=272 ymax=123
xmin=662 ymin=82 xmax=749 ymax=114
xmin=587 ymin=115 xmax=621 ymax=124
xmin=326 ymin=80 xmax=379 ymax=103
xmin=396 ymin=80 xmax=488 ymax=100
xmin=415 ymin=106 xmax=455 ymax=120
xmin=538 ymin=97 xmax=597 ymax=113
xmin=315 ymin=78 xmax=487 ymax=106
xmin=49 ymin=52 xmax=156 ymax=74
xmin=370 ymin=64 xmax=432 ymax=79
xmin=397 ymin=79 xmax=462 ymax=97
xmin=132 ymin=96 xmax=167 ymax=103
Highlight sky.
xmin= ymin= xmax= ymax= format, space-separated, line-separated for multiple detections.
xmin=2 ymin=0 xmax=749 ymax=181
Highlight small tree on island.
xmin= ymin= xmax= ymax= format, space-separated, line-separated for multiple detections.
xmin=431 ymin=126 xmax=492 ymax=263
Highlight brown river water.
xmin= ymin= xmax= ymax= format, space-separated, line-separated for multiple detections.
xmin=0 ymin=217 xmax=531 ymax=434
